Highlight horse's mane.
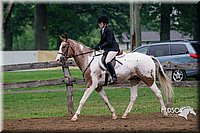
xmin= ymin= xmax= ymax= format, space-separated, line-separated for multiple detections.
xmin=69 ymin=39 xmax=91 ymax=49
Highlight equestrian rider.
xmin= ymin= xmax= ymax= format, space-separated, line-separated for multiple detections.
xmin=94 ymin=15 xmax=120 ymax=83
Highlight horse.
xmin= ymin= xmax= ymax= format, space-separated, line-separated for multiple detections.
xmin=178 ymin=106 xmax=196 ymax=119
xmin=56 ymin=33 xmax=173 ymax=121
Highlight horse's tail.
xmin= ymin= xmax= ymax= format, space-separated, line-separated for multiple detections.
xmin=151 ymin=56 xmax=173 ymax=104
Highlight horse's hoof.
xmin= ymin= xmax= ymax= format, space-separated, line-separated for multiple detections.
xmin=112 ymin=114 xmax=118 ymax=120
xmin=161 ymin=111 xmax=168 ymax=117
xmin=122 ymin=115 xmax=127 ymax=119
xmin=161 ymin=109 xmax=168 ymax=117
xmin=71 ymin=116 xmax=78 ymax=122
xmin=163 ymin=112 xmax=168 ymax=117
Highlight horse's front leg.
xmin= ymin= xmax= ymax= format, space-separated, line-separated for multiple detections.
xmin=71 ymin=82 xmax=98 ymax=121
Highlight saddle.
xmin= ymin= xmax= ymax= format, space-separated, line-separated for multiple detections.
xmin=99 ymin=50 xmax=124 ymax=70
xmin=99 ymin=50 xmax=125 ymax=86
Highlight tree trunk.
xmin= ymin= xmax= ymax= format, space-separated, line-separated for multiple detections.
xmin=34 ymin=4 xmax=48 ymax=50
xmin=130 ymin=3 xmax=135 ymax=51
xmin=160 ymin=4 xmax=172 ymax=41
xmin=130 ymin=3 xmax=142 ymax=50
xmin=195 ymin=3 xmax=200 ymax=41
xmin=3 ymin=3 xmax=14 ymax=51
xmin=4 ymin=28 xmax=13 ymax=51
xmin=134 ymin=3 xmax=142 ymax=47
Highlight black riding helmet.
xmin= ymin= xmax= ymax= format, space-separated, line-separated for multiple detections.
xmin=97 ymin=15 xmax=109 ymax=24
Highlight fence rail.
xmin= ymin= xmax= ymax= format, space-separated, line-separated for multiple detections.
xmin=3 ymin=78 xmax=198 ymax=90
xmin=3 ymin=60 xmax=76 ymax=115
xmin=3 ymin=60 xmax=77 ymax=71
xmin=2 ymin=60 xmax=199 ymax=114
xmin=3 ymin=61 xmax=199 ymax=90
xmin=3 ymin=78 xmax=85 ymax=90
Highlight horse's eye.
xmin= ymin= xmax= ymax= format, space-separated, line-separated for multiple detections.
xmin=62 ymin=45 xmax=66 ymax=49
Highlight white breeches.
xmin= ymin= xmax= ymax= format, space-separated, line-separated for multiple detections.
xmin=105 ymin=51 xmax=118 ymax=64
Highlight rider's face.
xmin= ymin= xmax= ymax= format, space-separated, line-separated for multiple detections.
xmin=98 ymin=22 xmax=104 ymax=29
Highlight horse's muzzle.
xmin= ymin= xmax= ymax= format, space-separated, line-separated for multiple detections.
xmin=56 ymin=55 xmax=66 ymax=63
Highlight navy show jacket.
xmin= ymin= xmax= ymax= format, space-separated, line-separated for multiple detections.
xmin=96 ymin=26 xmax=120 ymax=53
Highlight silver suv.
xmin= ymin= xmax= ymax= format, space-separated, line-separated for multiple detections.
xmin=133 ymin=40 xmax=199 ymax=82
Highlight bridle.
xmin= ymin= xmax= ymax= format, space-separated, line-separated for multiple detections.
xmin=58 ymin=40 xmax=102 ymax=77
xmin=58 ymin=41 xmax=94 ymax=59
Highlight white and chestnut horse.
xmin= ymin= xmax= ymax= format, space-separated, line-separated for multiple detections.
xmin=56 ymin=33 xmax=173 ymax=121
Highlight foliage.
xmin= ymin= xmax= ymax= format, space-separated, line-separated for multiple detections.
xmin=171 ymin=4 xmax=197 ymax=36
xmin=78 ymin=28 xmax=100 ymax=48
xmin=8 ymin=3 xmax=34 ymax=35
xmin=12 ymin=25 xmax=34 ymax=50
xmin=4 ymin=3 xmax=198 ymax=50
xmin=141 ymin=3 xmax=197 ymax=37
xmin=141 ymin=3 xmax=161 ymax=31
xmin=47 ymin=3 xmax=130 ymax=48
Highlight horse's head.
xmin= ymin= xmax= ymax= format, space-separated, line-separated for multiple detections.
xmin=56 ymin=33 xmax=75 ymax=63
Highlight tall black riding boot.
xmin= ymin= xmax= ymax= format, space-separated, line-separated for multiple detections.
xmin=106 ymin=62 xmax=117 ymax=84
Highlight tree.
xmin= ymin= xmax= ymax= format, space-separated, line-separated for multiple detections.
xmin=130 ymin=3 xmax=135 ymax=50
xmin=195 ymin=2 xmax=200 ymax=41
xmin=141 ymin=3 xmax=198 ymax=41
xmin=47 ymin=4 xmax=130 ymax=48
xmin=130 ymin=3 xmax=142 ymax=50
xmin=3 ymin=2 xmax=14 ymax=50
xmin=4 ymin=3 xmax=199 ymax=51
xmin=134 ymin=3 xmax=142 ymax=47
xmin=141 ymin=4 xmax=160 ymax=32
xmin=3 ymin=3 xmax=34 ymax=51
xmin=34 ymin=4 xmax=48 ymax=50
xmin=160 ymin=4 xmax=172 ymax=41
xmin=172 ymin=4 xmax=197 ymax=38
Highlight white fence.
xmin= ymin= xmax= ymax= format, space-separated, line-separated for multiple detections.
xmin=2 ymin=50 xmax=58 ymax=65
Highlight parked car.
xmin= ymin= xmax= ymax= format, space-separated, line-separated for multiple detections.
xmin=133 ymin=40 xmax=200 ymax=82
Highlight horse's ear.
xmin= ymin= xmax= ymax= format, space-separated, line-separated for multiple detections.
xmin=59 ymin=35 xmax=64 ymax=42
xmin=64 ymin=32 xmax=68 ymax=40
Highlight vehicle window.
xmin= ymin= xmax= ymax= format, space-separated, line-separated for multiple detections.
xmin=191 ymin=42 xmax=200 ymax=54
xmin=149 ymin=44 xmax=170 ymax=57
xmin=135 ymin=46 xmax=148 ymax=54
xmin=171 ymin=44 xmax=188 ymax=55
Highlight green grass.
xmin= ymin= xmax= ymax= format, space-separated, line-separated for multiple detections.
xmin=2 ymin=69 xmax=199 ymax=120
xmin=3 ymin=87 xmax=198 ymax=120
xmin=3 ymin=68 xmax=82 ymax=83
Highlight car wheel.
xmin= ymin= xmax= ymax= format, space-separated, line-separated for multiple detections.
xmin=172 ymin=69 xmax=186 ymax=82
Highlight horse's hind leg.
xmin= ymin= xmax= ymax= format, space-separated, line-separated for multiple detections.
xmin=98 ymin=89 xmax=117 ymax=119
xmin=150 ymin=83 xmax=168 ymax=116
xmin=122 ymin=83 xmax=139 ymax=119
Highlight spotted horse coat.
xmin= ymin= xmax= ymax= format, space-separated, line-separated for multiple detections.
xmin=56 ymin=33 xmax=173 ymax=121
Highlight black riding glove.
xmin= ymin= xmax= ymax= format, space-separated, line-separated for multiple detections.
xmin=94 ymin=46 xmax=100 ymax=51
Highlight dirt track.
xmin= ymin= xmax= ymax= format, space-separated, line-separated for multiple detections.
xmin=3 ymin=112 xmax=199 ymax=133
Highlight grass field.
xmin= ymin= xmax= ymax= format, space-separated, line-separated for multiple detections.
xmin=3 ymin=69 xmax=199 ymax=120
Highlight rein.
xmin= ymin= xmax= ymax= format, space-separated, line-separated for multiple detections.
xmin=82 ymin=51 xmax=102 ymax=78
xmin=58 ymin=51 xmax=93 ymax=57
xmin=58 ymin=41 xmax=94 ymax=58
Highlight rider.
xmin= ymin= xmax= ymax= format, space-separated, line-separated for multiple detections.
xmin=94 ymin=15 xmax=120 ymax=83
